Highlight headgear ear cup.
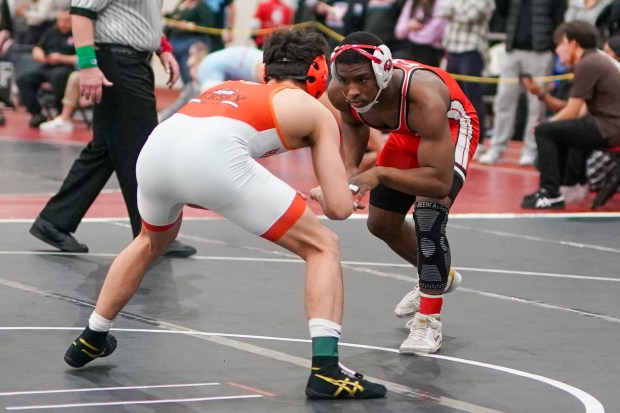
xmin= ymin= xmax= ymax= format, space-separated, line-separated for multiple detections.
xmin=371 ymin=44 xmax=393 ymax=90
xmin=306 ymin=55 xmax=328 ymax=98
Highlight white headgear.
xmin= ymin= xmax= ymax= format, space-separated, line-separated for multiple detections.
xmin=330 ymin=43 xmax=394 ymax=90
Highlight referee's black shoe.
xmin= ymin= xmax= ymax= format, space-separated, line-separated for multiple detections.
xmin=30 ymin=216 xmax=89 ymax=253
xmin=164 ymin=240 xmax=197 ymax=258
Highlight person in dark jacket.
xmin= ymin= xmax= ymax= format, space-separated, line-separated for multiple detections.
xmin=479 ymin=0 xmax=566 ymax=166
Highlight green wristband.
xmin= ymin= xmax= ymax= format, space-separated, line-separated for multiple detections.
xmin=76 ymin=45 xmax=98 ymax=69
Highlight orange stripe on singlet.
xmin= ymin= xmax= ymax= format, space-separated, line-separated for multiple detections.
xmin=260 ymin=194 xmax=306 ymax=242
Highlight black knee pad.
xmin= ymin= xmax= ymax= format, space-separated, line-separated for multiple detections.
xmin=413 ymin=201 xmax=451 ymax=290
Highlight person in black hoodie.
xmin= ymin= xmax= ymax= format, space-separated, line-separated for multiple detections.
xmin=479 ymin=0 xmax=566 ymax=166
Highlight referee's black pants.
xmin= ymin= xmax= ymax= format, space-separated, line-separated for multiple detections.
xmin=39 ymin=46 xmax=157 ymax=237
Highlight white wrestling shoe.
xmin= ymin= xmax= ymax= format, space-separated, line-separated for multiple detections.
xmin=394 ymin=268 xmax=462 ymax=318
xmin=399 ymin=313 xmax=442 ymax=355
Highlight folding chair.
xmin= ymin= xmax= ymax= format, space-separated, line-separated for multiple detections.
xmin=591 ymin=146 xmax=620 ymax=210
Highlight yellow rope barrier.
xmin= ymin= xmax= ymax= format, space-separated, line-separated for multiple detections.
xmin=451 ymin=72 xmax=573 ymax=84
xmin=163 ymin=18 xmax=572 ymax=84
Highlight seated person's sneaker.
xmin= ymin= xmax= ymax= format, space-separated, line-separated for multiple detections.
xmin=394 ymin=269 xmax=462 ymax=318
xmin=40 ymin=116 xmax=74 ymax=132
xmin=399 ymin=313 xmax=442 ymax=355
xmin=64 ymin=327 xmax=117 ymax=368
xmin=305 ymin=356 xmax=387 ymax=399
xmin=520 ymin=188 xmax=565 ymax=209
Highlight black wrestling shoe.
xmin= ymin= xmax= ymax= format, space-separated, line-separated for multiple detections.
xmin=521 ymin=188 xmax=565 ymax=209
xmin=163 ymin=240 xmax=197 ymax=258
xmin=64 ymin=327 xmax=117 ymax=368
xmin=30 ymin=216 xmax=88 ymax=253
xmin=305 ymin=357 xmax=387 ymax=399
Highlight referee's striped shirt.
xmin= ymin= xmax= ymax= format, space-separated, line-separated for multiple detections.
xmin=70 ymin=0 xmax=163 ymax=52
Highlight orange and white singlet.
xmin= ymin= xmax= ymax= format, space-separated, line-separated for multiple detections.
xmin=136 ymin=81 xmax=306 ymax=241
xmin=351 ymin=60 xmax=480 ymax=185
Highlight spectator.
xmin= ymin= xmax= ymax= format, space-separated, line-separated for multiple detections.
xmin=315 ymin=0 xmax=366 ymax=49
xmin=196 ymin=45 xmax=263 ymax=90
xmin=438 ymin=0 xmax=495 ymax=142
xmin=16 ymin=8 xmax=75 ymax=128
xmin=520 ymin=74 xmax=590 ymax=202
xmin=521 ymin=20 xmax=620 ymax=209
xmin=596 ymin=0 xmax=620 ymax=39
xmin=565 ymin=0 xmax=612 ymax=25
xmin=164 ymin=0 xmax=214 ymax=85
xmin=29 ymin=0 xmax=196 ymax=257
xmin=158 ymin=40 xmax=209 ymax=122
xmin=604 ymin=33 xmax=620 ymax=58
xmin=566 ymin=0 xmax=612 ymax=44
xmin=203 ymin=0 xmax=235 ymax=52
xmin=0 ymin=0 xmax=13 ymax=34
xmin=479 ymin=0 xmax=566 ymax=166
xmin=393 ymin=0 xmax=446 ymax=66
xmin=15 ymin=0 xmax=69 ymax=45
xmin=252 ymin=0 xmax=293 ymax=49
xmin=362 ymin=0 xmax=406 ymax=49
xmin=294 ymin=0 xmax=318 ymax=23
xmin=38 ymin=69 xmax=78 ymax=131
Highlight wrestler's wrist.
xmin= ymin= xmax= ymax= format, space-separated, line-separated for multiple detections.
xmin=346 ymin=165 xmax=360 ymax=179
xmin=373 ymin=166 xmax=386 ymax=182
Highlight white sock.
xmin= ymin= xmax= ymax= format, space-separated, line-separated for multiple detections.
xmin=88 ymin=311 xmax=114 ymax=332
xmin=308 ymin=318 xmax=341 ymax=338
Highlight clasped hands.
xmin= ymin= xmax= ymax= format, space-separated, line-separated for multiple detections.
xmin=303 ymin=168 xmax=380 ymax=211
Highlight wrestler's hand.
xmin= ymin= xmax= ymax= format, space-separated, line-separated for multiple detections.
xmin=158 ymin=51 xmax=180 ymax=88
xmin=309 ymin=186 xmax=323 ymax=202
xmin=349 ymin=168 xmax=380 ymax=205
xmin=346 ymin=183 xmax=365 ymax=210
xmin=78 ymin=66 xmax=113 ymax=104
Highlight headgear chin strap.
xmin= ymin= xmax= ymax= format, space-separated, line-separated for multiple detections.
xmin=353 ymin=92 xmax=380 ymax=113
xmin=263 ymin=55 xmax=329 ymax=99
